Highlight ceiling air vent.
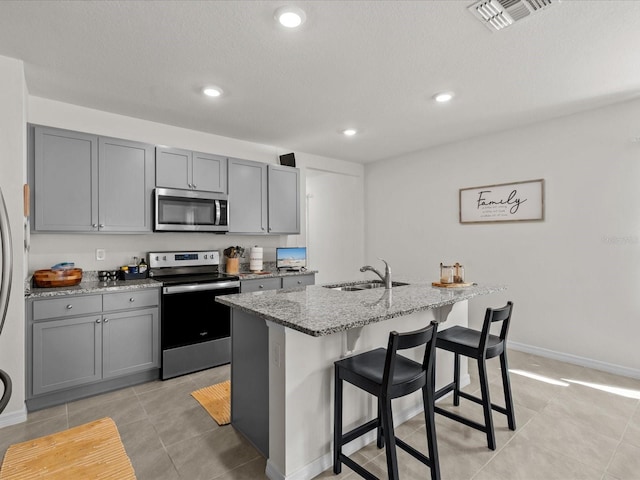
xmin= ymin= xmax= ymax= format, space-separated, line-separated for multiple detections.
xmin=468 ymin=0 xmax=557 ymax=32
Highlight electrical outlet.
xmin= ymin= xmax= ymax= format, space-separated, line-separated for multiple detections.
xmin=96 ymin=249 xmax=106 ymax=261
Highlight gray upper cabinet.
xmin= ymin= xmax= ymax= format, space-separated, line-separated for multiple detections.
xmin=267 ymin=164 xmax=300 ymax=234
xmin=32 ymin=125 xmax=154 ymax=233
xmin=98 ymin=136 xmax=155 ymax=232
xmin=156 ymin=146 xmax=227 ymax=193
xmin=34 ymin=127 xmax=98 ymax=232
xmin=228 ymin=159 xmax=300 ymax=234
xmin=228 ymin=158 xmax=268 ymax=233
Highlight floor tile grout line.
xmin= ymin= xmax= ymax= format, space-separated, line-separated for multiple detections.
xmin=601 ymin=400 xmax=640 ymax=478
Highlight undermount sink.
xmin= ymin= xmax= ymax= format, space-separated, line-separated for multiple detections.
xmin=326 ymin=280 xmax=409 ymax=291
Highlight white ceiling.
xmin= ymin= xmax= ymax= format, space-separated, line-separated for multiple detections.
xmin=1 ymin=0 xmax=639 ymax=164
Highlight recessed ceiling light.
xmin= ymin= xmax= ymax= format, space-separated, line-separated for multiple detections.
xmin=434 ymin=92 xmax=454 ymax=103
xmin=342 ymin=129 xmax=357 ymax=136
xmin=275 ymin=6 xmax=306 ymax=28
xmin=203 ymin=86 xmax=223 ymax=98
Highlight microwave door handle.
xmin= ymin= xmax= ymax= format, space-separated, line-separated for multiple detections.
xmin=215 ymin=200 xmax=221 ymax=226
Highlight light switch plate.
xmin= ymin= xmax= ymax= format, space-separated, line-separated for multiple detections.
xmin=96 ymin=248 xmax=106 ymax=261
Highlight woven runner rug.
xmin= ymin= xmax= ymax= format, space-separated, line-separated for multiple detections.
xmin=0 ymin=417 xmax=136 ymax=479
xmin=191 ymin=380 xmax=231 ymax=426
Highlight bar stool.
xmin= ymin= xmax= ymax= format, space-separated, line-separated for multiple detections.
xmin=434 ymin=301 xmax=515 ymax=451
xmin=333 ymin=324 xmax=440 ymax=480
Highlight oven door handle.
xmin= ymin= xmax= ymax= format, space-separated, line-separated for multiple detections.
xmin=163 ymin=281 xmax=240 ymax=295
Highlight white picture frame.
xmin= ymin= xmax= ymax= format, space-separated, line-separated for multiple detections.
xmin=459 ymin=179 xmax=544 ymax=224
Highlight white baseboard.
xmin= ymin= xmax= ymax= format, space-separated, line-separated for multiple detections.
xmin=509 ymin=341 xmax=640 ymax=380
xmin=265 ymin=374 xmax=470 ymax=480
xmin=0 ymin=405 xmax=27 ymax=429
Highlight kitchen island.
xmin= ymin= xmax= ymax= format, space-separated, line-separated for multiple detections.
xmin=216 ymin=281 xmax=506 ymax=480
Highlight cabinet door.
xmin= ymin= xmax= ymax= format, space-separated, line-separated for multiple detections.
xmin=228 ymin=158 xmax=268 ymax=233
xmin=102 ymin=308 xmax=159 ymax=378
xmin=33 ymin=126 xmax=98 ymax=231
xmin=32 ymin=315 xmax=102 ymax=395
xmin=155 ymin=147 xmax=191 ymax=190
xmin=192 ymin=151 xmax=227 ymax=193
xmin=99 ymin=137 xmax=155 ymax=232
xmin=267 ymin=165 xmax=300 ymax=234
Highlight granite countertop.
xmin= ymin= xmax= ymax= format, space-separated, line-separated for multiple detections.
xmin=25 ymin=278 xmax=162 ymax=299
xmin=236 ymin=270 xmax=317 ymax=280
xmin=25 ymin=269 xmax=318 ymax=298
xmin=216 ymin=281 xmax=507 ymax=337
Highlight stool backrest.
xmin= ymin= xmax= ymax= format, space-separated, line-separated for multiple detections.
xmin=382 ymin=322 xmax=438 ymax=398
xmin=479 ymin=301 xmax=514 ymax=353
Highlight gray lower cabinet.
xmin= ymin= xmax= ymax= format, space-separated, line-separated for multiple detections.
xmin=228 ymin=159 xmax=300 ymax=234
xmin=32 ymin=314 xmax=102 ymax=395
xmin=156 ymin=146 xmax=227 ymax=193
xmin=27 ymin=288 xmax=160 ymax=409
xmin=240 ymin=273 xmax=315 ymax=293
xmin=30 ymin=125 xmax=155 ymax=233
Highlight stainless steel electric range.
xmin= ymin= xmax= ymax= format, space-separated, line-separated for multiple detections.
xmin=148 ymin=250 xmax=240 ymax=380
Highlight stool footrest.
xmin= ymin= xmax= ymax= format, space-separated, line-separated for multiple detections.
xmin=342 ymin=418 xmax=379 ymax=446
xmin=434 ymin=406 xmax=487 ymax=434
xmin=396 ymin=437 xmax=435 ymax=468
xmin=458 ymin=391 xmax=509 ymax=415
xmin=434 ymin=381 xmax=456 ymax=401
xmin=340 ymin=454 xmax=379 ymax=480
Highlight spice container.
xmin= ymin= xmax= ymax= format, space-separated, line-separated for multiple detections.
xmin=440 ymin=263 xmax=455 ymax=284
xmin=454 ymin=263 xmax=465 ymax=283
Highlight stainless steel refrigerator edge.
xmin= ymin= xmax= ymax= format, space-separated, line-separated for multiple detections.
xmin=0 ymin=187 xmax=13 ymax=414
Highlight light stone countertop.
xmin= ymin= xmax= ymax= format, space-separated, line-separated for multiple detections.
xmin=236 ymin=270 xmax=317 ymax=281
xmin=25 ymin=269 xmax=318 ymax=298
xmin=25 ymin=278 xmax=162 ymax=299
xmin=216 ymin=281 xmax=507 ymax=337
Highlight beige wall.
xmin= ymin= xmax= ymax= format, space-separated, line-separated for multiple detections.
xmin=365 ymin=97 xmax=640 ymax=376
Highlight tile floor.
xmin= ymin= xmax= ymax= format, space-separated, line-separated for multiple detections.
xmin=1 ymin=350 xmax=640 ymax=479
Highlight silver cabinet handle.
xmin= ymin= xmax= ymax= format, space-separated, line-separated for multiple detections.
xmin=66 ymin=304 xmax=73 ymax=310
xmin=96 ymin=319 xmax=101 ymax=323
xmin=297 ymin=280 xmax=302 ymax=284
xmin=192 ymin=183 xmax=197 ymax=189
xmin=99 ymin=224 xmax=105 ymax=228
xmin=259 ymin=285 xmax=264 ymax=289
xmin=129 ymin=298 xmax=135 ymax=302
xmin=92 ymin=224 xmax=98 ymax=228
xmin=104 ymin=318 xmax=109 ymax=323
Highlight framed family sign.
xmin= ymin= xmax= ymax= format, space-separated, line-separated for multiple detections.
xmin=459 ymin=179 xmax=544 ymax=224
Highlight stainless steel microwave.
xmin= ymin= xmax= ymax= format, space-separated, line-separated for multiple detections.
xmin=154 ymin=188 xmax=229 ymax=233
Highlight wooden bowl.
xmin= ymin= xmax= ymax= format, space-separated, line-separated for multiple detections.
xmin=33 ymin=268 xmax=83 ymax=288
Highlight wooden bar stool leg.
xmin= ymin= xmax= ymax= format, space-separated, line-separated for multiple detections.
xmin=500 ymin=351 xmax=516 ymax=431
xmin=477 ymin=357 xmax=496 ymax=450
xmin=453 ymin=353 xmax=461 ymax=406
xmin=380 ymin=397 xmax=399 ymax=480
xmin=333 ymin=370 xmax=343 ymax=474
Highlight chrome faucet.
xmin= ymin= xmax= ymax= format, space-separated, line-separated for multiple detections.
xmin=360 ymin=258 xmax=392 ymax=289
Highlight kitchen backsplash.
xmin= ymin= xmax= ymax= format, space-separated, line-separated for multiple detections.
xmin=27 ymin=233 xmax=302 ymax=273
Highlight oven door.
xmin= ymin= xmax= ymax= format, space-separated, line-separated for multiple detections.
xmin=161 ymin=282 xmax=239 ymax=350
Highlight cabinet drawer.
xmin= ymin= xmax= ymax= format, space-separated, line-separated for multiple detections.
xmin=103 ymin=289 xmax=159 ymax=311
xmin=33 ymin=295 xmax=102 ymax=321
xmin=241 ymin=277 xmax=282 ymax=293
xmin=282 ymin=274 xmax=315 ymax=289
